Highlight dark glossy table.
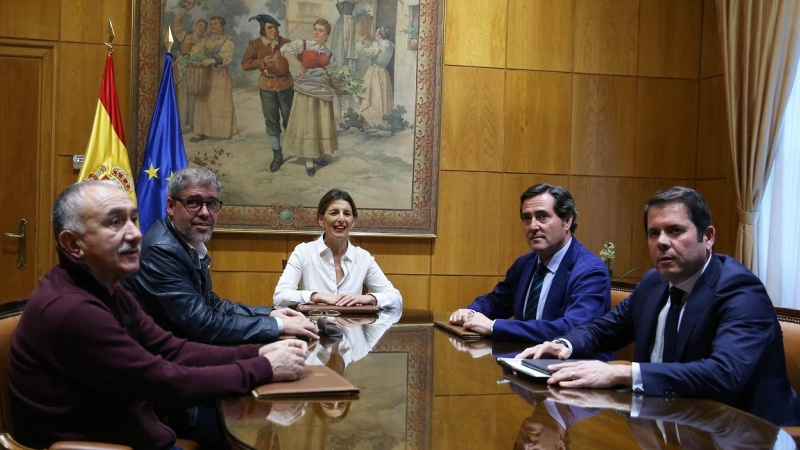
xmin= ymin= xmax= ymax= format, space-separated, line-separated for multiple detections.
xmin=219 ymin=309 xmax=795 ymax=449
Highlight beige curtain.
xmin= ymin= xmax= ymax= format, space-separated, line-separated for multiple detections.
xmin=716 ymin=0 xmax=800 ymax=271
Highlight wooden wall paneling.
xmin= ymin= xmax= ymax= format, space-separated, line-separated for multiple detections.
xmin=0 ymin=0 xmax=59 ymax=41
xmin=358 ymin=236 xmax=432 ymax=274
xmin=504 ymin=70 xmax=572 ymax=173
xmin=570 ymin=74 xmax=637 ymax=176
xmin=432 ymin=395 xmax=497 ymax=450
xmin=441 ymin=66 xmax=504 ymax=172
xmin=433 ymin=330 xmax=505 ymax=395
xmin=431 ymin=171 xmax=503 ymax=275
xmin=634 ymin=78 xmax=699 ymax=178
xmin=443 ymin=0 xmax=507 ymax=68
xmin=573 ymin=0 xmax=639 ymax=75
xmin=61 ymin=0 xmax=132 ymax=45
xmin=570 ymin=177 xmax=639 ymax=281
xmin=387 ymin=274 xmax=430 ymax=310
xmin=697 ymin=76 xmax=731 ymax=179
xmin=697 ymin=178 xmax=735 ymax=256
xmin=499 ymin=174 xmax=569 ymax=273
xmin=57 ymin=43 xmax=132 ymax=157
xmin=637 ymin=0 xmax=703 ymax=79
xmin=210 ymin=233 xmax=287 ymax=272
xmin=631 ymin=178 xmax=696 ymax=274
xmin=429 ymin=275 xmax=500 ymax=312
xmin=700 ymin=0 xmax=723 ymax=79
xmin=287 ymin=234 xmax=312 ymax=255
xmin=211 ymin=271 xmax=281 ymax=307
xmin=506 ymin=0 xmax=574 ymax=72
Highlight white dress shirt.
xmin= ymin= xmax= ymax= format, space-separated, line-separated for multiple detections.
xmin=631 ymin=255 xmax=712 ymax=391
xmin=273 ymin=235 xmax=402 ymax=309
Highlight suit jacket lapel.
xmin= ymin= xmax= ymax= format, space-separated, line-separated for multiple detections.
xmin=674 ymin=255 xmax=722 ymax=360
xmin=634 ymin=280 xmax=670 ymax=361
xmin=542 ymin=242 xmax=578 ymax=320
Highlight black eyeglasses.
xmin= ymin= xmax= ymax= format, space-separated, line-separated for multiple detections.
xmin=172 ymin=196 xmax=223 ymax=213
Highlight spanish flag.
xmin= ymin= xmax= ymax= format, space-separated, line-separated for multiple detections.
xmin=77 ymin=51 xmax=136 ymax=203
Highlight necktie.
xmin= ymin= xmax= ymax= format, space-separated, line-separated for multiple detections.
xmin=662 ymin=287 xmax=684 ymax=362
xmin=523 ymin=263 xmax=547 ymax=321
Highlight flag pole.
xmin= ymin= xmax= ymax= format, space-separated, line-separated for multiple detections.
xmin=106 ymin=19 xmax=116 ymax=51
xmin=165 ymin=25 xmax=174 ymax=53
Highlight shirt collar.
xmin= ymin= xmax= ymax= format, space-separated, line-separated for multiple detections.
xmin=540 ymin=237 xmax=572 ymax=274
xmin=671 ymin=254 xmax=712 ymax=295
xmin=167 ymin=219 xmax=208 ymax=261
xmin=314 ymin=234 xmax=354 ymax=261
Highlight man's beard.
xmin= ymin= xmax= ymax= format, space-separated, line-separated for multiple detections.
xmin=176 ymin=221 xmax=214 ymax=245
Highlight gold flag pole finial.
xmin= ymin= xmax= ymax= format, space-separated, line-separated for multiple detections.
xmin=165 ymin=25 xmax=175 ymax=53
xmin=105 ymin=19 xmax=116 ymax=50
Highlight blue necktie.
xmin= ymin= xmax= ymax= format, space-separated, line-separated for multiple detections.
xmin=523 ymin=263 xmax=547 ymax=321
xmin=662 ymin=287 xmax=684 ymax=362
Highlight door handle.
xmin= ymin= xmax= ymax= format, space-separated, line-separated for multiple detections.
xmin=3 ymin=219 xmax=27 ymax=269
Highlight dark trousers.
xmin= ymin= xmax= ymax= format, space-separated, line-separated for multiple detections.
xmin=260 ymin=87 xmax=294 ymax=138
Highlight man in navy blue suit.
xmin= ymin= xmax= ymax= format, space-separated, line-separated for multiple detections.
xmin=518 ymin=186 xmax=800 ymax=426
xmin=449 ymin=183 xmax=610 ymax=346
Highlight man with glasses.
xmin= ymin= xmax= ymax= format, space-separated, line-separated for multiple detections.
xmin=125 ymin=167 xmax=318 ymax=344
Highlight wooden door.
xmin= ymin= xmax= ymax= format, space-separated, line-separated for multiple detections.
xmin=0 ymin=41 xmax=55 ymax=303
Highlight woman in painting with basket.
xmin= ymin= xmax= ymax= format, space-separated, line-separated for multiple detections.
xmin=189 ymin=15 xmax=238 ymax=142
xmin=281 ymin=19 xmax=338 ymax=177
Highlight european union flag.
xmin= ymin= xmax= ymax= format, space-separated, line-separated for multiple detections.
xmin=136 ymin=52 xmax=188 ymax=235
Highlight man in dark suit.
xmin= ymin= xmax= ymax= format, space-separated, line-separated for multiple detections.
xmin=449 ymin=183 xmax=611 ymax=346
xmin=518 ymin=186 xmax=800 ymax=426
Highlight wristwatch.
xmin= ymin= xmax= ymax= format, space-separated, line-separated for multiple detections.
xmin=551 ymin=338 xmax=569 ymax=347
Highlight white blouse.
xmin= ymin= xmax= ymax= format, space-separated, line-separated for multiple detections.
xmin=273 ymin=235 xmax=402 ymax=309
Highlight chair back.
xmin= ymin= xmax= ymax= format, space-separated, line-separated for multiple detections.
xmin=610 ymin=282 xmax=636 ymax=362
xmin=776 ymin=307 xmax=800 ymax=395
xmin=0 ymin=300 xmax=26 ymax=436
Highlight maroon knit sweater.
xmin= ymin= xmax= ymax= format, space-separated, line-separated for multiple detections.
xmin=9 ymin=249 xmax=273 ymax=449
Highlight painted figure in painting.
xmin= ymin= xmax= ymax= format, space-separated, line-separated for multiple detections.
xmin=241 ymin=15 xmax=295 ymax=173
xmin=330 ymin=0 xmax=361 ymax=71
xmin=356 ymin=27 xmax=395 ymax=128
xmin=281 ymin=19 xmax=337 ymax=177
xmin=190 ymin=16 xmax=238 ymax=142
xmin=172 ymin=0 xmax=207 ymax=131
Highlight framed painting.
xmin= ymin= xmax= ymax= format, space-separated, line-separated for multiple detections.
xmin=134 ymin=0 xmax=442 ymax=236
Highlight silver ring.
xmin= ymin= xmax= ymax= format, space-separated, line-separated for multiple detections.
xmin=571 ymin=371 xmax=575 ymax=380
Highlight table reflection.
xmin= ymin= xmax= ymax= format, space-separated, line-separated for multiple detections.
xmin=221 ymin=310 xmax=794 ymax=449
xmin=505 ymin=370 xmax=796 ymax=450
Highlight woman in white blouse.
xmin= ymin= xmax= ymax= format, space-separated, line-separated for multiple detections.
xmin=273 ymin=189 xmax=402 ymax=309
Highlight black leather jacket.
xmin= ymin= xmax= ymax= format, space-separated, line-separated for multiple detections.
xmin=123 ymin=219 xmax=279 ymax=344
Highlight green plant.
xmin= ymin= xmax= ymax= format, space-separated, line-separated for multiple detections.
xmin=326 ymin=66 xmax=364 ymax=97
xmin=175 ymin=51 xmax=209 ymax=75
xmin=599 ymin=241 xmax=641 ymax=281
xmin=339 ymin=107 xmax=364 ymax=131
xmin=375 ymin=105 xmax=411 ymax=135
xmin=400 ymin=23 xmax=419 ymax=38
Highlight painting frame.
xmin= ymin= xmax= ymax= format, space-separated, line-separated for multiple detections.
xmin=133 ymin=0 xmax=443 ymax=236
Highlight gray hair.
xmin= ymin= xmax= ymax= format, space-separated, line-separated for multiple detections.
xmin=52 ymin=180 xmax=119 ymax=239
xmin=167 ymin=167 xmax=222 ymax=198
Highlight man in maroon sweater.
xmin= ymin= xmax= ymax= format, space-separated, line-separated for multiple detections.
xmin=9 ymin=181 xmax=308 ymax=449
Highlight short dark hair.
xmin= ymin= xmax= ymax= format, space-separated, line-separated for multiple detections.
xmin=167 ymin=167 xmax=222 ymax=199
xmin=317 ymin=188 xmax=358 ymax=218
xmin=643 ymin=186 xmax=712 ymax=241
xmin=519 ymin=183 xmax=578 ymax=233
